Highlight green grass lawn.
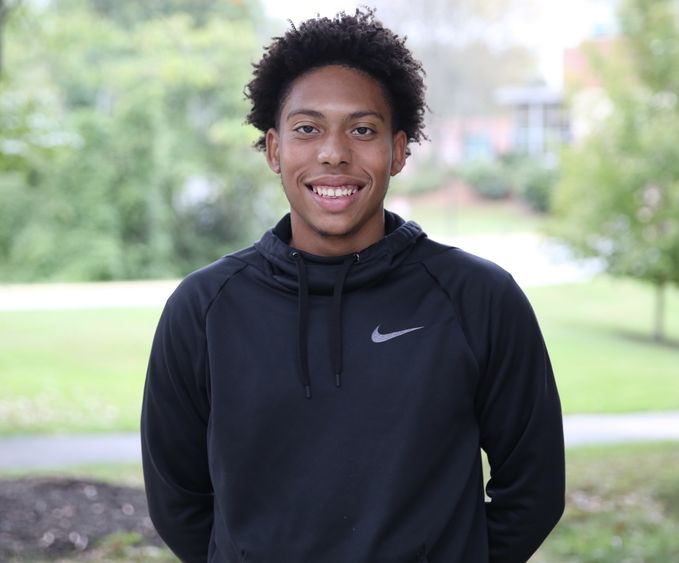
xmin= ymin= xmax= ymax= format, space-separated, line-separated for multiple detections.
xmin=0 ymin=462 xmax=147 ymax=487
xmin=1 ymin=276 xmax=678 ymax=434
xmin=526 ymin=277 xmax=679 ymax=414
xmin=0 ymin=308 xmax=160 ymax=434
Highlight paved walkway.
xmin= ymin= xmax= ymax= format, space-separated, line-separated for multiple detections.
xmin=0 ymin=279 xmax=178 ymax=311
xmin=2 ymin=412 xmax=678 ymax=470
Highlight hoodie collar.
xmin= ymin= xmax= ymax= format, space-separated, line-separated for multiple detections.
xmin=254 ymin=210 xmax=425 ymax=294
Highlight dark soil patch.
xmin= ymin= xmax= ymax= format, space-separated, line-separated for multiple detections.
xmin=0 ymin=477 xmax=165 ymax=561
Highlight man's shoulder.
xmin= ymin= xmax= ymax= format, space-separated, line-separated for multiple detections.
xmin=165 ymin=245 xmax=259 ymax=315
xmin=409 ymin=235 xmax=513 ymax=291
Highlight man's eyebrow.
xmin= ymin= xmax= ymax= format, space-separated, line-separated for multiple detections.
xmin=285 ymin=109 xmax=324 ymax=121
xmin=284 ymin=109 xmax=386 ymax=122
xmin=348 ymin=110 xmax=386 ymax=122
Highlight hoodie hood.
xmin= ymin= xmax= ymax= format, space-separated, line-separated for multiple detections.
xmin=254 ymin=210 xmax=426 ymax=398
xmin=254 ymin=210 xmax=426 ymax=294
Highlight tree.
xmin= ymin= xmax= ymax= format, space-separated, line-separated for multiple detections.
xmin=82 ymin=0 xmax=263 ymax=28
xmin=0 ymin=0 xmax=285 ymax=282
xmin=552 ymin=0 xmax=679 ymax=342
xmin=0 ymin=0 xmax=6 ymax=76
xmin=0 ymin=0 xmax=22 ymax=77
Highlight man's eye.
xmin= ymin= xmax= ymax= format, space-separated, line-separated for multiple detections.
xmin=353 ymin=126 xmax=374 ymax=136
xmin=294 ymin=125 xmax=317 ymax=134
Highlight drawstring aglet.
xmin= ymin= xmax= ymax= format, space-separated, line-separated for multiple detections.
xmin=305 ymin=385 xmax=312 ymax=399
xmin=335 ymin=373 xmax=342 ymax=388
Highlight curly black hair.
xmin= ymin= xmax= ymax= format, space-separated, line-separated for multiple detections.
xmin=245 ymin=8 xmax=427 ymax=151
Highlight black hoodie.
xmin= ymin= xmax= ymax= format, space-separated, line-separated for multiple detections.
xmin=141 ymin=212 xmax=565 ymax=563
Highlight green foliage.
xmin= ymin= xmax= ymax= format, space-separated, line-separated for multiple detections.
xmin=506 ymin=155 xmax=559 ymax=212
xmin=460 ymin=158 xmax=512 ymax=200
xmin=553 ymin=94 xmax=679 ymax=286
xmin=620 ymin=0 xmax=679 ymax=94
xmin=83 ymin=0 xmax=263 ymax=28
xmin=552 ymin=0 xmax=679 ymax=340
xmin=0 ymin=0 xmax=283 ymax=282
xmin=459 ymin=154 xmax=558 ymax=207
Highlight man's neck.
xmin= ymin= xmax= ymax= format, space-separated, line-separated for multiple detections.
xmin=288 ymin=214 xmax=386 ymax=257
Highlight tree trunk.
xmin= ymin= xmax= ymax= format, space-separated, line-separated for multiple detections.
xmin=653 ymin=282 xmax=666 ymax=343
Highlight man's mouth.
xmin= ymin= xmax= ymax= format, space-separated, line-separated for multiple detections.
xmin=309 ymin=185 xmax=361 ymax=198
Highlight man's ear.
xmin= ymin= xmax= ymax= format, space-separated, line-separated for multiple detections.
xmin=390 ymin=130 xmax=408 ymax=176
xmin=265 ymin=128 xmax=281 ymax=174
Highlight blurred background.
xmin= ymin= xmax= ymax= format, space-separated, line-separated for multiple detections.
xmin=0 ymin=0 xmax=678 ymax=561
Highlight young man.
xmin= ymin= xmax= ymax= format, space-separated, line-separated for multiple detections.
xmin=141 ymin=9 xmax=565 ymax=563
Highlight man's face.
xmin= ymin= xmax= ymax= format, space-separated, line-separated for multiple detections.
xmin=265 ymin=65 xmax=407 ymax=256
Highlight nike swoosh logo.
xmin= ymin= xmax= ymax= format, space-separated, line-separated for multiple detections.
xmin=371 ymin=325 xmax=425 ymax=343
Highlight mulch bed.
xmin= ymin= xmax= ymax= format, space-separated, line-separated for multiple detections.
xmin=0 ymin=477 xmax=165 ymax=561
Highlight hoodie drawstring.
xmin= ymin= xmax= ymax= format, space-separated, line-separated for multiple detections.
xmin=291 ymin=251 xmax=358 ymax=399
xmin=331 ymin=254 xmax=359 ymax=388
xmin=292 ymin=252 xmax=312 ymax=399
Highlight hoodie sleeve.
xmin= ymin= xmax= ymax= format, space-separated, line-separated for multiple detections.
xmin=141 ymin=280 xmax=213 ymax=563
xmin=476 ymin=277 xmax=565 ymax=563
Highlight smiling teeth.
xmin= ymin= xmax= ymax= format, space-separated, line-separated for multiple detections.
xmin=311 ymin=185 xmax=359 ymax=198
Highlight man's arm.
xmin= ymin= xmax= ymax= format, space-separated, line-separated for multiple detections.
xmin=476 ymin=278 xmax=565 ymax=562
xmin=141 ymin=283 xmax=213 ymax=563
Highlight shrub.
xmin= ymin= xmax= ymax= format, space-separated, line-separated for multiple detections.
xmin=511 ymin=157 xmax=559 ymax=213
xmin=460 ymin=158 xmax=512 ymax=200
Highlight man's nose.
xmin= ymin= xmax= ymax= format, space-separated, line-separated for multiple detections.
xmin=317 ymin=132 xmax=351 ymax=166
